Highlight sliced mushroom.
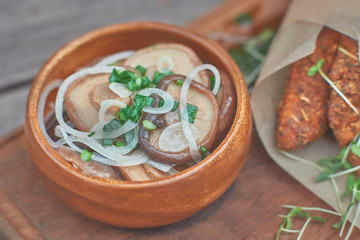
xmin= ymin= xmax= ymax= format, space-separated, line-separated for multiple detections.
xmin=215 ymin=71 xmax=237 ymax=139
xmin=124 ymin=43 xmax=210 ymax=88
xmin=139 ymin=74 xmax=219 ymax=164
xmin=64 ymin=73 xmax=130 ymax=131
xmin=114 ymin=164 xmax=168 ymax=181
xmin=90 ymin=81 xmax=130 ymax=115
xmin=57 ymin=147 xmax=121 ymax=180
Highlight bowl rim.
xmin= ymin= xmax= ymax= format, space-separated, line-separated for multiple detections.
xmin=26 ymin=21 xmax=249 ymax=189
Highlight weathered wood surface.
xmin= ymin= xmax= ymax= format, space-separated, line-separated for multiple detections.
xmin=1 ymin=126 xmax=359 ymax=239
xmin=0 ymin=0 xmax=223 ymax=137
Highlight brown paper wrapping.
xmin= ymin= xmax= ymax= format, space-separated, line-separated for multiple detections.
xmin=251 ymin=0 xmax=360 ymax=227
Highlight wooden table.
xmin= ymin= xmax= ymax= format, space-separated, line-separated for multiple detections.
xmin=1 ymin=0 xmax=359 ymax=239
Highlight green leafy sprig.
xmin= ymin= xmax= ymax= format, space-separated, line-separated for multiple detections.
xmin=276 ymin=206 xmax=327 ymax=240
xmin=308 ymin=59 xmax=359 ymax=115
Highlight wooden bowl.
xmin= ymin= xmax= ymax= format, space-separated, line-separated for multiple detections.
xmin=24 ymin=21 xmax=252 ymax=228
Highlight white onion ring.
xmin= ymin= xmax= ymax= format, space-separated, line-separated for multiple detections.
xmin=59 ymin=126 xmax=148 ymax=166
xmin=55 ymin=66 xmax=125 ymax=139
xmin=180 ymin=64 xmax=220 ymax=161
xmin=146 ymin=159 xmax=173 ymax=172
xmin=104 ymin=126 xmax=140 ymax=155
xmin=158 ymin=122 xmax=199 ymax=152
xmin=109 ymin=82 xmax=132 ymax=98
xmin=94 ymin=50 xmax=134 ymax=67
xmin=157 ymin=55 xmax=174 ymax=73
xmin=38 ymin=80 xmax=62 ymax=148
xmin=138 ymin=88 xmax=175 ymax=114
xmin=90 ymin=99 xmax=128 ymax=134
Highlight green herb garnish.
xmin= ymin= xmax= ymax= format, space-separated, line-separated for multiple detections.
xmin=109 ymin=68 xmax=152 ymax=91
xmin=115 ymin=94 xmax=154 ymax=123
xmin=135 ymin=65 xmax=147 ymax=75
xmin=186 ymin=103 xmax=198 ymax=124
xmin=152 ymin=70 xmax=174 ymax=86
xmin=88 ymin=131 xmax=95 ymax=137
xmin=80 ymin=149 xmax=92 ymax=162
xmin=200 ymin=146 xmax=207 ymax=155
xmin=115 ymin=140 xmax=125 ymax=147
xmin=103 ymin=118 xmax=123 ymax=132
xmin=276 ymin=206 xmax=329 ymax=240
xmin=102 ymin=138 xmax=113 ymax=146
xmin=143 ymin=120 xmax=156 ymax=130
xmin=228 ymin=28 xmax=274 ymax=87
xmin=176 ymin=79 xmax=184 ymax=86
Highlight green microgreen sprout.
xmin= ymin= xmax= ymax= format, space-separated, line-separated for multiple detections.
xmin=88 ymin=131 xmax=95 ymax=137
xmin=142 ymin=120 xmax=156 ymax=130
xmin=279 ymin=130 xmax=360 ymax=239
xmin=80 ymin=149 xmax=92 ymax=162
xmin=233 ymin=13 xmax=252 ymax=26
xmin=276 ymin=206 xmax=328 ymax=240
xmin=338 ymin=46 xmax=359 ymax=62
xmin=308 ymin=59 xmax=359 ymax=115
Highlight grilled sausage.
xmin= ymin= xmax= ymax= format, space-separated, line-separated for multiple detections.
xmin=276 ymin=28 xmax=340 ymax=150
xmin=328 ymin=35 xmax=360 ymax=147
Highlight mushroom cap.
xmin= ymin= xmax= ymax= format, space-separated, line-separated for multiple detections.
xmin=216 ymin=71 xmax=237 ymax=138
xmin=64 ymin=73 xmax=130 ymax=132
xmin=114 ymin=163 xmax=169 ymax=182
xmin=139 ymin=74 xmax=219 ymax=164
xmin=57 ymin=147 xmax=121 ymax=180
xmin=124 ymin=43 xmax=210 ymax=88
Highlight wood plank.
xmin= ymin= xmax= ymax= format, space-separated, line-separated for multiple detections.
xmin=0 ymin=86 xmax=29 ymax=137
xmin=0 ymin=127 xmax=359 ymax=239
xmin=0 ymin=0 xmax=223 ymax=91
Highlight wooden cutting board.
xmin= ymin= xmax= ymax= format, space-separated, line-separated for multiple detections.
xmin=1 ymin=0 xmax=359 ymax=239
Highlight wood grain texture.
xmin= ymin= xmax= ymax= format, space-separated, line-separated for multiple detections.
xmin=1 ymin=127 xmax=360 ymax=239
xmin=0 ymin=0 xmax=223 ymax=91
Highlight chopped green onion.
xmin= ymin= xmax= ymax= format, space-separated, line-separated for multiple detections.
xmin=316 ymin=59 xmax=324 ymax=69
xmin=103 ymin=118 xmax=123 ymax=132
xmin=109 ymin=69 xmax=152 ymax=91
xmin=210 ymin=76 xmax=215 ymax=91
xmin=109 ymin=68 xmax=121 ymax=83
xmin=201 ymin=146 xmax=207 ymax=155
xmin=135 ymin=65 xmax=147 ymax=75
xmin=116 ymin=140 xmax=125 ymax=147
xmin=143 ymin=120 xmax=157 ymax=130
xmin=102 ymin=138 xmax=113 ymax=146
xmin=351 ymin=144 xmax=360 ymax=157
xmin=172 ymin=101 xmax=179 ymax=111
xmin=187 ymin=103 xmax=198 ymax=124
xmin=80 ymin=149 xmax=92 ymax=162
xmin=152 ymin=71 xmax=174 ymax=86
xmin=176 ymin=80 xmax=184 ymax=86
xmin=115 ymin=95 xmax=154 ymax=123
xmin=88 ymin=131 xmax=95 ymax=137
